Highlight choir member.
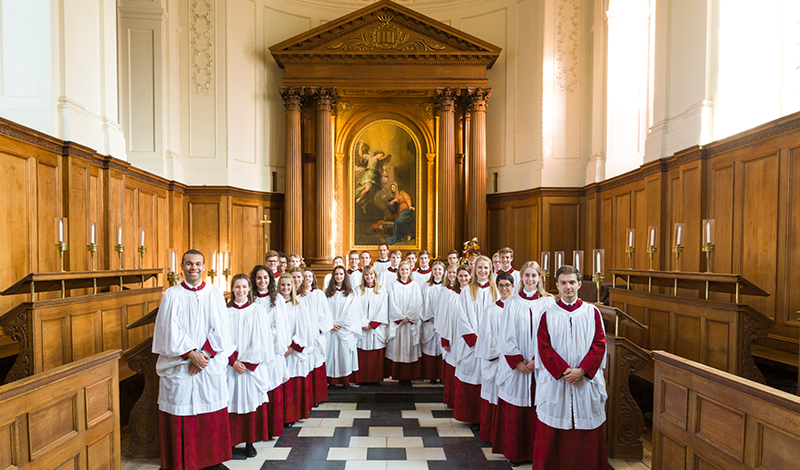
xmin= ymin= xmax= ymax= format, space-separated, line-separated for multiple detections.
xmin=278 ymin=253 xmax=289 ymax=274
xmin=420 ymin=261 xmax=445 ymax=383
xmin=533 ymin=265 xmax=608 ymax=470
xmin=497 ymin=247 xmax=520 ymax=286
xmin=289 ymin=253 xmax=302 ymax=269
xmin=379 ymin=249 xmax=403 ymax=289
xmin=360 ymin=250 xmax=372 ymax=269
xmin=325 ymin=266 xmax=363 ymax=387
xmin=475 ymin=271 xmax=515 ymax=444
xmin=492 ymin=252 xmax=502 ymax=277
xmin=437 ymin=264 xmax=468 ymax=409
xmin=405 ymin=251 xmax=417 ymax=270
xmin=303 ymin=268 xmax=333 ymax=404
xmin=290 ymin=267 xmax=319 ymax=414
xmin=265 ymin=250 xmax=281 ymax=279
xmin=454 ymin=256 xmax=498 ymax=424
xmin=347 ymin=250 xmax=363 ymax=287
xmin=413 ymin=250 xmax=432 ymax=285
xmin=153 ymin=249 xmax=234 ymax=470
xmin=323 ymin=256 xmax=345 ymax=290
xmin=355 ymin=265 xmax=389 ymax=384
xmin=373 ymin=243 xmax=391 ymax=276
xmin=447 ymin=249 xmax=460 ymax=267
xmin=494 ymin=261 xmax=553 ymax=465
xmin=277 ymin=273 xmax=314 ymax=425
xmin=226 ymin=274 xmax=274 ymax=459
xmin=386 ymin=261 xmax=423 ymax=384
xmin=250 ymin=265 xmax=289 ymax=437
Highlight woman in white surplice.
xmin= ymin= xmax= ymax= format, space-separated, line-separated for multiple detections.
xmin=355 ymin=265 xmax=389 ymax=384
xmin=386 ymin=261 xmax=423 ymax=384
xmin=324 ymin=265 xmax=363 ymax=387
xmin=303 ymin=268 xmax=333 ymax=404
xmin=277 ymin=273 xmax=315 ymax=425
xmin=420 ymin=261 xmax=446 ymax=383
xmin=290 ymin=268 xmax=319 ymax=416
xmin=436 ymin=262 xmax=466 ymax=409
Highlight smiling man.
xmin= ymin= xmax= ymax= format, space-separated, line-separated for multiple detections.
xmin=152 ymin=249 xmax=234 ymax=470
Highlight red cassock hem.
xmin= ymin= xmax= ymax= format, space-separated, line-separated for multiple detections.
xmin=303 ymin=372 xmax=315 ymax=414
xmin=479 ymin=399 xmax=497 ymax=443
xmin=266 ymin=386 xmax=284 ymax=438
xmin=387 ymin=359 xmax=422 ymax=381
xmin=491 ymin=398 xmax=536 ymax=463
xmin=229 ymin=403 xmax=269 ymax=445
xmin=452 ymin=378 xmax=481 ymax=424
xmin=159 ymin=408 xmax=232 ymax=470
xmin=532 ymin=419 xmax=608 ymax=470
xmin=420 ymin=353 xmax=442 ymax=381
xmin=327 ymin=374 xmax=353 ymax=385
xmin=283 ymin=377 xmax=310 ymax=423
xmin=355 ymin=348 xmax=385 ymax=383
xmin=312 ymin=365 xmax=329 ymax=403
xmin=443 ymin=362 xmax=457 ymax=409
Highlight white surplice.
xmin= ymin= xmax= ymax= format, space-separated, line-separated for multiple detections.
xmin=153 ymin=282 xmax=234 ymax=416
xmin=475 ymin=299 xmax=505 ymax=405
xmin=305 ymin=288 xmax=333 ymax=368
xmin=434 ymin=287 xmax=463 ymax=367
xmin=325 ymin=289 xmax=363 ymax=378
xmin=497 ymin=291 xmax=553 ymax=407
xmin=283 ymin=299 xmax=316 ymax=378
xmin=347 ymin=268 xmax=363 ymax=290
xmin=253 ymin=291 xmax=290 ymax=390
xmin=357 ymin=286 xmax=389 ymax=350
xmin=226 ymin=302 xmax=275 ymax=414
xmin=421 ymin=282 xmax=444 ymax=356
xmin=454 ymin=284 xmax=497 ymax=385
xmin=372 ymin=258 xmax=391 ymax=276
xmin=379 ymin=267 xmax=399 ymax=291
xmin=412 ymin=268 xmax=432 ymax=285
xmin=385 ymin=280 xmax=423 ymax=363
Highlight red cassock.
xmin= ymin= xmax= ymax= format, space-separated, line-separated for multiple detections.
xmin=228 ymin=403 xmax=270 ymax=445
xmin=491 ymin=380 xmax=536 ymax=463
xmin=312 ymin=364 xmax=329 ymax=402
xmin=159 ymin=409 xmax=232 ymax=470
xmin=452 ymin=377 xmax=481 ymax=423
xmin=266 ymin=385 xmax=285 ymax=438
xmin=532 ymin=300 xmax=608 ymax=470
xmin=355 ymin=347 xmax=385 ymax=383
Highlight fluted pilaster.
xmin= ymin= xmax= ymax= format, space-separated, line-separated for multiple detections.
xmin=313 ymin=87 xmax=337 ymax=263
xmin=280 ymin=87 xmax=303 ymax=255
xmin=466 ymin=88 xmax=491 ymax=247
xmin=435 ymin=87 xmax=457 ymax=257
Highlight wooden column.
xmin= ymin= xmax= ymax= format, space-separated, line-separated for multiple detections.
xmin=280 ymin=87 xmax=303 ymax=255
xmin=313 ymin=87 xmax=336 ymax=263
xmin=435 ymin=88 xmax=456 ymax=257
xmin=466 ymin=88 xmax=491 ymax=246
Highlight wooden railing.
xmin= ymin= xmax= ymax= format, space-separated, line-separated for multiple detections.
xmin=653 ymin=351 xmax=800 ymax=469
xmin=0 ymin=350 xmax=121 ymax=469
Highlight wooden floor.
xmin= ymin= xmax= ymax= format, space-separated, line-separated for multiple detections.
xmin=608 ymin=437 xmax=652 ymax=470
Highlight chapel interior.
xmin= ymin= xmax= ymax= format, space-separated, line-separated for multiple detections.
xmin=1 ymin=0 xmax=800 ymax=469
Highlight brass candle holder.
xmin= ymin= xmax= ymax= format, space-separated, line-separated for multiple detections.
xmin=542 ymin=269 xmax=549 ymax=293
xmin=592 ymin=272 xmax=605 ymax=305
xmin=56 ymin=241 xmax=67 ymax=272
xmin=138 ymin=245 xmax=146 ymax=268
xmin=208 ymin=268 xmax=217 ymax=287
xmin=115 ymin=243 xmax=125 ymax=270
xmin=702 ymin=243 xmax=715 ymax=272
xmin=646 ymin=245 xmax=657 ymax=270
xmin=626 ymin=246 xmax=634 ymax=269
xmin=87 ymin=243 xmax=98 ymax=294
xmin=167 ymin=271 xmax=181 ymax=286
xmin=223 ymin=268 xmax=232 ymax=288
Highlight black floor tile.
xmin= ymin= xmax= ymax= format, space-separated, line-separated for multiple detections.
xmin=309 ymin=410 xmax=341 ymax=418
xmin=469 ymin=460 xmax=513 ymax=470
xmin=432 ymin=410 xmax=454 ymax=418
xmin=367 ymin=447 xmax=407 ymax=460
xmin=402 ymin=426 xmax=441 ymax=437
xmin=301 ymin=461 xmax=346 ymax=470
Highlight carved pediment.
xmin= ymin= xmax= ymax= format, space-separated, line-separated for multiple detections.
xmin=270 ymin=0 xmax=501 ymax=68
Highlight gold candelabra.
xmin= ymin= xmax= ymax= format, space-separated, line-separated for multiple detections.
xmin=208 ymin=268 xmax=217 ymax=287
xmin=138 ymin=245 xmax=146 ymax=268
xmin=167 ymin=271 xmax=180 ymax=286
xmin=115 ymin=243 xmax=125 ymax=269
xmin=87 ymin=243 xmax=98 ymax=294
xmin=592 ymin=272 xmax=605 ymax=304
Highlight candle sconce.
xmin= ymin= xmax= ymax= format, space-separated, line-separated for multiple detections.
xmin=673 ymin=222 xmax=685 ymax=275
xmin=114 ymin=224 xmax=124 ymax=270
xmin=625 ymin=228 xmax=635 ymax=270
xmin=702 ymin=219 xmax=715 ymax=274
xmin=208 ymin=250 xmax=218 ymax=287
xmin=573 ymin=250 xmax=584 ymax=281
xmin=55 ymin=217 xmax=68 ymax=274
xmin=541 ymin=251 xmax=550 ymax=292
xmin=137 ymin=228 xmax=146 ymax=269
xmin=167 ymin=248 xmax=180 ymax=286
xmin=222 ymin=251 xmax=232 ymax=288
xmin=592 ymin=249 xmax=605 ymax=304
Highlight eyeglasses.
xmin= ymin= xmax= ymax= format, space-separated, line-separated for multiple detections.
xmin=497 ymin=283 xmax=513 ymax=289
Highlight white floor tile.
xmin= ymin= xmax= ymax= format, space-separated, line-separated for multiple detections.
xmin=482 ymin=448 xmax=506 ymax=461
xmin=404 ymin=447 xmax=447 ymax=460
xmin=436 ymin=426 xmax=474 ymax=437
xmin=417 ymin=418 xmax=453 ymax=427
xmin=369 ymin=426 xmax=405 ymax=437
xmin=400 ymin=410 xmax=433 ymax=419
xmin=414 ymin=403 xmax=447 ymax=410
xmin=319 ymin=418 xmax=355 ymax=427
xmin=222 ymin=459 xmax=267 ymax=470
xmin=294 ymin=418 xmax=323 ymax=427
xmin=348 ymin=436 xmax=387 ymax=448
xmin=450 ymin=418 xmax=472 ymax=427
xmin=253 ymin=447 xmax=291 ymax=460
xmin=346 ymin=461 xmax=387 ymax=470
xmin=386 ymin=437 xmax=424 ymax=448
xmin=252 ymin=440 xmax=278 ymax=450
xmin=325 ymin=403 xmax=359 ymax=410
xmin=338 ymin=410 xmax=371 ymax=419
xmin=327 ymin=447 xmax=368 ymax=460
xmin=121 ymin=458 xmax=160 ymax=470
xmin=298 ymin=426 xmax=337 ymax=437
xmin=386 ymin=461 xmax=430 ymax=470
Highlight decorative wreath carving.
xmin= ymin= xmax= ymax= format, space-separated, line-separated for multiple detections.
xmin=327 ymin=14 xmax=446 ymax=52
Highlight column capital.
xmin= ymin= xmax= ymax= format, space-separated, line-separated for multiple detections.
xmin=435 ymin=87 xmax=457 ymax=113
xmin=279 ymin=87 xmax=304 ymax=112
xmin=466 ymin=87 xmax=492 ymax=112
xmin=312 ymin=87 xmax=338 ymax=111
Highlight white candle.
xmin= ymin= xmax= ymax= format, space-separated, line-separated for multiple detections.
xmin=211 ymin=254 xmax=216 ymax=270
xmin=90 ymin=225 xmax=95 ymax=244
xmin=171 ymin=251 xmax=176 ymax=272
xmin=58 ymin=219 xmax=63 ymax=242
xmin=628 ymin=231 xmax=633 ymax=248
xmin=543 ymin=253 xmax=549 ymax=269
xmin=576 ymin=253 xmax=581 ymax=270
xmin=556 ymin=253 xmax=563 ymax=268
xmin=140 ymin=230 xmax=145 ymax=247
xmin=650 ymin=228 xmax=655 ymax=247
xmin=117 ymin=227 xmax=122 ymax=245
xmin=676 ymin=226 xmax=682 ymax=246
xmin=224 ymin=252 xmax=230 ymax=270
xmin=705 ymin=221 xmax=711 ymax=244
xmin=596 ymin=252 xmax=601 ymax=274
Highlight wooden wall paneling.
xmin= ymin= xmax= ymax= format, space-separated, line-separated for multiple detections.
xmin=788 ymin=147 xmax=800 ymax=326
xmin=266 ymin=200 xmax=284 ymax=256
xmin=185 ymin=195 xmax=224 ymax=284
xmin=487 ymin=207 xmax=507 ymax=258
xmin=167 ymin=188 xmax=184 ymax=275
xmin=585 ymin=189 xmax=599 ymax=261
xmin=106 ymin=171 xmax=125 ymax=271
xmin=123 ymin=184 xmax=138 ymax=271
xmin=231 ymin=197 xmax=263 ymax=276
xmin=511 ymin=203 xmax=536 ymax=265
xmin=542 ymin=196 xmax=579 ymax=269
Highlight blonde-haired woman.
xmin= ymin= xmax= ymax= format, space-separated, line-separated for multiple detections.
xmin=386 ymin=261 xmax=423 ymax=384
xmin=355 ymin=265 xmax=389 ymax=384
xmin=453 ymin=255 xmax=498 ymax=424
xmin=493 ymin=260 xmax=554 ymax=464
xmin=277 ymin=273 xmax=314 ymax=426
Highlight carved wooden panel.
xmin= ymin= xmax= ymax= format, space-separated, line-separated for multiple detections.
xmin=28 ymin=396 xmax=77 ymax=458
xmin=694 ymin=394 xmax=745 ymax=461
xmin=757 ymin=421 xmax=799 ymax=469
xmin=659 ymin=379 xmax=688 ymax=430
xmin=658 ymin=433 xmax=686 ymax=470
xmin=85 ymin=378 xmax=113 ymax=428
xmin=86 ymin=433 xmax=112 ymax=470
xmin=649 ymin=308 xmax=670 ymax=351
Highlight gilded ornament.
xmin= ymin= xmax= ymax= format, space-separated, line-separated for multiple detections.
xmin=327 ymin=14 xmax=445 ymax=52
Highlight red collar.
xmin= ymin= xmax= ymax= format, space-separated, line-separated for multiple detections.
xmin=416 ymin=267 xmax=431 ymax=274
xmin=519 ymin=290 xmax=540 ymax=301
xmin=556 ymin=298 xmax=583 ymax=312
xmin=446 ymin=285 xmax=453 ymax=290
xmin=181 ymin=281 xmax=206 ymax=292
xmin=254 ymin=291 xmax=269 ymax=298
xmin=273 ymin=271 xmax=281 ymax=279
xmin=232 ymin=301 xmax=250 ymax=309
xmin=347 ymin=268 xmax=361 ymax=274
xmin=398 ymin=278 xmax=412 ymax=285
xmin=432 ymin=279 xmax=442 ymax=285
xmin=503 ymin=267 xmax=515 ymax=274
xmin=478 ymin=282 xmax=489 ymax=289
xmin=336 ymin=287 xmax=344 ymax=292
xmin=495 ymin=300 xmax=505 ymax=308
xmin=388 ymin=266 xmax=398 ymax=273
